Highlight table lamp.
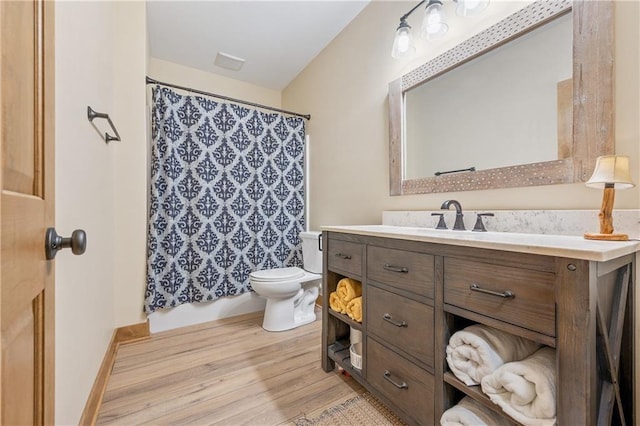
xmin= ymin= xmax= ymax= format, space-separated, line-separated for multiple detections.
xmin=584 ymin=155 xmax=635 ymax=241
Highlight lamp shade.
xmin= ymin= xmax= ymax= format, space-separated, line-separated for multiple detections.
xmin=391 ymin=20 xmax=416 ymax=58
xmin=585 ymin=155 xmax=635 ymax=189
xmin=421 ymin=0 xmax=449 ymax=40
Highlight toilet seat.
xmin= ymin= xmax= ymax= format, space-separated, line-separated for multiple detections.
xmin=250 ymin=267 xmax=305 ymax=282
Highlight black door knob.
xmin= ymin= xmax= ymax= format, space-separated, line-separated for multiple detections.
xmin=45 ymin=228 xmax=87 ymax=260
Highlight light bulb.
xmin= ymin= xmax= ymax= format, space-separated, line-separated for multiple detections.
xmin=391 ymin=21 xmax=416 ymax=58
xmin=421 ymin=1 xmax=449 ymax=40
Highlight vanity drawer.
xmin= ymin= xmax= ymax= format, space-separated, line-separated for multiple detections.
xmin=327 ymin=239 xmax=362 ymax=277
xmin=367 ymin=337 xmax=434 ymax=425
xmin=444 ymin=257 xmax=556 ymax=336
xmin=367 ymin=245 xmax=434 ymax=298
xmin=367 ymin=285 xmax=433 ymax=368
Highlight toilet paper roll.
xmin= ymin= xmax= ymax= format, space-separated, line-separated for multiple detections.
xmin=350 ymin=327 xmax=362 ymax=345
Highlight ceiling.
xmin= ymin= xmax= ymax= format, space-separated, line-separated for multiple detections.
xmin=146 ymin=1 xmax=370 ymax=91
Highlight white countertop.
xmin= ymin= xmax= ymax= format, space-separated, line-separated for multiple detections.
xmin=321 ymin=225 xmax=640 ymax=262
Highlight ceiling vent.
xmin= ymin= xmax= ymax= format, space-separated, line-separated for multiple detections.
xmin=214 ymin=52 xmax=245 ymax=71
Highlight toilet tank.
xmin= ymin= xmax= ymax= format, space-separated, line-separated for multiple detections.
xmin=300 ymin=231 xmax=322 ymax=274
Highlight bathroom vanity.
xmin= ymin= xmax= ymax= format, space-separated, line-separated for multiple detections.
xmin=321 ymin=225 xmax=637 ymax=425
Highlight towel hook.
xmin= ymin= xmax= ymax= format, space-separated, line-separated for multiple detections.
xmin=87 ymin=106 xmax=121 ymax=143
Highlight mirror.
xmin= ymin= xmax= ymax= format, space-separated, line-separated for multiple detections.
xmin=389 ymin=0 xmax=614 ymax=195
xmin=405 ymin=13 xmax=572 ymax=179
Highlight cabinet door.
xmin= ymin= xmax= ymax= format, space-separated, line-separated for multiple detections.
xmin=327 ymin=239 xmax=362 ymax=277
xmin=367 ymin=285 xmax=434 ymax=369
xmin=367 ymin=337 xmax=434 ymax=425
xmin=367 ymin=246 xmax=434 ymax=299
xmin=444 ymin=257 xmax=555 ymax=336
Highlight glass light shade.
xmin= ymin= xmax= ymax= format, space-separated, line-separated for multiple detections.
xmin=391 ymin=23 xmax=416 ymax=58
xmin=421 ymin=1 xmax=449 ymax=40
xmin=455 ymin=0 xmax=490 ymax=17
xmin=586 ymin=155 xmax=635 ymax=189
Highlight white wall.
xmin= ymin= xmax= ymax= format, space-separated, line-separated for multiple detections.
xmin=55 ymin=1 xmax=148 ymax=423
xmin=148 ymin=58 xmax=282 ymax=108
xmin=55 ymin=2 xmax=117 ymax=424
xmin=282 ymin=0 xmax=639 ymax=229
xmin=113 ymin=1 xmax=148 ymax=328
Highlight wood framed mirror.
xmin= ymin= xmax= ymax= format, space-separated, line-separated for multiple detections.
xmin=389 ymin=0 xmax=613 ymax=195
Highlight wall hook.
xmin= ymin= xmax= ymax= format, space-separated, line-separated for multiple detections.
xmin=87 ymin=106 xmax=121 ymax=143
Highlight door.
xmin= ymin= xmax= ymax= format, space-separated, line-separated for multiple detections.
xmin=0 ymin=0 xmax=55 ymax=424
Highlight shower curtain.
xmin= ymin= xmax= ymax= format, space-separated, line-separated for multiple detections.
xmin=145 ymin=86 xmax=306 ymax=314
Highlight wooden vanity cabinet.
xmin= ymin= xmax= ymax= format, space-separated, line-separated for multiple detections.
xmin=321 ymin=230 xmax=635 ymax=426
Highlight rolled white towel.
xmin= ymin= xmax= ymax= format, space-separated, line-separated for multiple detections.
xmin=446 ymin=324 xmax=542 ymax=385
xmin=481 ymin=347 xmax=556 ymax=426
xmin=441 ymin=396 xmax=512 ymax=426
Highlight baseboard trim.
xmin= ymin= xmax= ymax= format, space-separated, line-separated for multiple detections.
xmin=79 ymin=321 xmax=150 ymax=425
xmin=115 ymin=321 xmax=150 ymax=344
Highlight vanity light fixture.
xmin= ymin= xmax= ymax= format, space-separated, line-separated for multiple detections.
xmin=391 ymin=0 xmax=490 ymax=58
xmin=584 ymin=155 xmax=635 ymax=241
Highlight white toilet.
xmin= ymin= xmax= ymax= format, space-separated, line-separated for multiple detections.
xmin=250 ymin=231 xmax=322 ymax=331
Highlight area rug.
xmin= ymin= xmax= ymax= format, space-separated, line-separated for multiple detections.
xmin=292 ymin=392 xmax=407 ymax=425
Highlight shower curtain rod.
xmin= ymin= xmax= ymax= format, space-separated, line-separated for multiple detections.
xmin=146 ymin=76 xmax=311 ymax=121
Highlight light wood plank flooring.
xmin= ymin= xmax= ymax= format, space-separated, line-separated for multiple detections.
xmin=96 ymin=310 xmax=364 ymax=425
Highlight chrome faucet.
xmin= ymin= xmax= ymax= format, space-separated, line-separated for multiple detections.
xmin=441 ymin=200 xmax=465 ymax=230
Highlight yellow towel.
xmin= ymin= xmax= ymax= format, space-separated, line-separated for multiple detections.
xmin=336 ymin=278 xmax=362 ymax=303
xmin=329 ymin=291 xmax=347 ymax=314
xmin=346 ymin=296 xmax=362 ymax=323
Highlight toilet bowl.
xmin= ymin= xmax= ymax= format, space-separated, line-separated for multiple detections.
xmin=250 ymin=231 xmax=323 ymax=331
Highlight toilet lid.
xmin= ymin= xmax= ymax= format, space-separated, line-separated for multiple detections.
xmin=250 ymin=267 xmax=305 ymax=282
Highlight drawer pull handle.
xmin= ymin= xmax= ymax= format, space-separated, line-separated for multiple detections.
xmin=383 ymin=313 xmax=408 ymax=328
xmin=383 ymin=264 xmax=408 ymax=273
xmin=470 ymin=283 xmax=515 ymax=299
xmin=335 ymin=253 xmax=352 ymax=260
xmin=383 ymin=370 xmax=408 ymax=389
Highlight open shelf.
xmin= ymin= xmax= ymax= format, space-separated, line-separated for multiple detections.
xmin=328 ymin=309 xmax=362 ymax=330
xmin=443 ymin=372 xmax=523 ymax=426
xmin=328 ymin=339 xmax=364 ymax=386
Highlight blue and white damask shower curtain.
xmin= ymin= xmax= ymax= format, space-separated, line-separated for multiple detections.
xmin=144 ymin=86 xmax=306 ymax=314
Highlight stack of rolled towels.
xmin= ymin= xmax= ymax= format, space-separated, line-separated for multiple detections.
xmin=441 ymin=396 xmax=512 ymax=426
xmin=442 ymin=324 xmax=557 ymax=426
xmin=329 ymin=278 xmax=362 ymax=322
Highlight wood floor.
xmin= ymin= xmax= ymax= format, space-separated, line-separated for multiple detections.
xmin=96 ymin=310 xmax=364 ymax=425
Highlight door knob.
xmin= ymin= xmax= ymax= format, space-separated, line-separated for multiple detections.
xmin=45 ymin=228 xmax=87 ymax=260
